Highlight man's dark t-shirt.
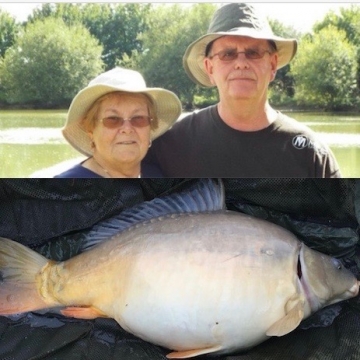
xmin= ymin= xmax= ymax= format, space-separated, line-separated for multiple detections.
xmin=144 ymin=105 xmax=341 ymax=178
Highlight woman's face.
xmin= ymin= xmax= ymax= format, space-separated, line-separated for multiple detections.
xmin=90 ymin=93 xmax=152 ymax=170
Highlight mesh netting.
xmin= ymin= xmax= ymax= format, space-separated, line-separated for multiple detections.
xmin=0 ymin=179 xmax=359 ymax=360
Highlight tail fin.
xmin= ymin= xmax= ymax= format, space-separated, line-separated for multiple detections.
xmin=0 ymin=237 xmax=51 ymax=315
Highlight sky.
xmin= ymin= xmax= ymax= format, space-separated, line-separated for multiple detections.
xmin=0 ymin=2 xmax=359 ymax=33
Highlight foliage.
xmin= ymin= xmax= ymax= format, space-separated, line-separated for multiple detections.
xmin=28 ymin=3 xmax=83 ymax=25
xmin=290 ymin=26 xmax=358 ymax=110
xmin=268 ymin=19 xmax=300 ymax=106
xmin=0 ymin=17 xmax=103 ymax=107
xmin=27 ymin=3 xmax=150 ymax=71
xmin=0 ymin=9 xmax=21 ymax=102
xmin=193 ymin=91 xmax=219 ymax=109
xmin=130 ymin=3 xmax=218 ymax=109
xmin=1 ymin=3 xmax=360 ymax=110
xmin=314 ymin=5 xmax=360 ymax=46
xmin=0 ymin=9 xmax=20 ymax=58
xmin=314 ymin=5 xmax=360 ymax=91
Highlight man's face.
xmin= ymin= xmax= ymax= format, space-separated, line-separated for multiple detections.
xmin=204 ymin=36 xmax=278 ymax=102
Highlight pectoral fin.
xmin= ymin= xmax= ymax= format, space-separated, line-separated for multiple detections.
xmin=266 ymin=298 xmax=305 ymax=337
xmin=61 ymin=306 xmax=108 ymax=319
xmin=166 ymin=345 xmax=222 ymax=359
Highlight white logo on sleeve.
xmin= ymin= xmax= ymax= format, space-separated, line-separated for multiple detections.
xmin=292 ymin=135 xmax=328 ymax=155
xmin=292 ymin=135 xmax=309 ymax=149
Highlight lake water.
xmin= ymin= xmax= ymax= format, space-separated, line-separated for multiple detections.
xmin=0 ymin=109 xmax=360 ymax=177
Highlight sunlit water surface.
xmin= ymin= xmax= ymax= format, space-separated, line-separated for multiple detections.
xmin=1 ymin=110 xmax=359 ymax=177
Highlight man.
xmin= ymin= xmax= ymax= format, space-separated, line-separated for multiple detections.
xmin=144 ymin=3 xmax=341 ymax=177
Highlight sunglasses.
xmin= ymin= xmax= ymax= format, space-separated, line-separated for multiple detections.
xmin=100 ymin=115 xmax=152 ymax=129
xmin=209 ymin=48 xmax=271 ymax=62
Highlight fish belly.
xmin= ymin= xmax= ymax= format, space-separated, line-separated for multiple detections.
xmin=83 ymin=211 xmax=301 ymax=353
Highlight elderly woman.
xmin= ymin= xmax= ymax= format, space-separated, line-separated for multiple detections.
xmin=55 ymin=67 xmax=181 ymax=178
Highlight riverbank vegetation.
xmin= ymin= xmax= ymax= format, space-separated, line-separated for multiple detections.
xmin=0 ymin=3 xmax=359 ymax=111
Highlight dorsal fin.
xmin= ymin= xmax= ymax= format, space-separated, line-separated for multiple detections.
xmin=81 ymin=179 xmax=225 ymax=251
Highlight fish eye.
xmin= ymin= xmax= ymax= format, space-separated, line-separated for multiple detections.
xmin=332 ymin=258 xmax=343 ymax=270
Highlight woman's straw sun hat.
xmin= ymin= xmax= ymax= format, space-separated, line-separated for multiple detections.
xmin=62 ymin=67 xmax=182 ymax=156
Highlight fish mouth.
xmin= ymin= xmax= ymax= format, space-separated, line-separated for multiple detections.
xmin=349 ymin=281 xmax=360 ymax=297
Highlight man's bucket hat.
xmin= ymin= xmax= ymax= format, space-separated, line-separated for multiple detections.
xmin=62 ymin=67 xmax=182 ymax=156
xmin=183 ymin=3 xmax=298 ymax=87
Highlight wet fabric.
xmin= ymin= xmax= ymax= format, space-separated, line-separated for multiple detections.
xmin=0 ymin=178 xmax=359 ymax=360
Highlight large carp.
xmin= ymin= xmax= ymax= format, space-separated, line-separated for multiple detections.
xmin=0 ymin=179 xmax=358 ymax=359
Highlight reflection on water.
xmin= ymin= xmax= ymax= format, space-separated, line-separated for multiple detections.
xmin=0 ymin=110 xmax=360 ymax=177
xmin=2 ymin=128 xmax=360 ymax=149
xmin=319 ymin=133 xmax=360 ymax=147
xmin=0 ymin=127 xmax=64 ymax=144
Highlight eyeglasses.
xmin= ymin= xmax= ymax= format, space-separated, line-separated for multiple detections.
xmin=99 ymin=115 xmax=152 ymax=129
xmin=209 ymin=48 xmax=271 ymax=62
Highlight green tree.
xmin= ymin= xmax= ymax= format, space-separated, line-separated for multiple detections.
xmin=27 ymin=3 xmax=150 ymax=71
xmin=291 ymin=26 xmax=357 ymax=110
xmin=314 ymin=5 xmax=360 ymax=90
xmin=0 ymin=17 xmax=103 ymax=107
xmin=27 ymin=3 xmax=83 ymax=25
xmin=0 ymin=9 xmax=20 ymax=102
xmin=314 ymin=5 xmax=360 ymax=46
xmin=268 ymin=19 xmax=300 ymax=106
xmin=131 ymin=3 xmax=217 ymax=109
xmin=0 ymin=9 xmax=20 ymax=57
xmin=82 ymin=3 xmax=151 ymax=71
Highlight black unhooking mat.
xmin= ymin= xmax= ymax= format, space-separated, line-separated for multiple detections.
xmin=0 ymin=178 xmax=359 ymax=360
